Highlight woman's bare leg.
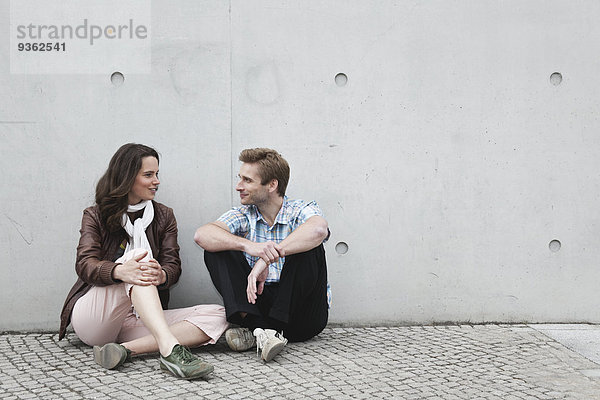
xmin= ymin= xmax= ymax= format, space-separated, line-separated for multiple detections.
xmin=128 ymin=285 xmax=179 ymax=356
xmin=121 ymin=321 xmax=211 ymax=355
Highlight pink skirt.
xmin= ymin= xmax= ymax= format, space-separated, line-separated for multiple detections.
xmin=71 ymin=283 xmax=228 ymax=346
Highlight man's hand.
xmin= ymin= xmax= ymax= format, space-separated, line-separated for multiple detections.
xmin=244 ymin=241 xmax=285 ymax=265
xmin=247 ymin=259 xmax=269 ymax=304
xmin=113 ymin=251 xmax=166 ymax=286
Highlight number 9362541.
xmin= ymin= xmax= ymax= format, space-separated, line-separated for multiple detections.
xmin=17 ymin=42 xmax=66 ymax=51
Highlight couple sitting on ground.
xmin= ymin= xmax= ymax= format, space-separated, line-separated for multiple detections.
xmin=58 ymin=144 xmax=330 ymax=380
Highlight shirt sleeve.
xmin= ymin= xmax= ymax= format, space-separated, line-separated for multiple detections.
xmin=296 ymin=200 xmax=324 ymax=225
xmin=217 ymin=208 xmax=250 ymax=237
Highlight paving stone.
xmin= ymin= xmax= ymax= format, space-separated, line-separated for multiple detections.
xmin=2 ymin=326 xmax=600 ymax=398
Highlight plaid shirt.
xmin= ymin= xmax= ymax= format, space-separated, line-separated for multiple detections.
xmin=218 ymin=196 xmax=331 ymax=307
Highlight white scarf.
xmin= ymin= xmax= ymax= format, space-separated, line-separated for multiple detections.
xmin=120 ymin=200 xmax=154 ymax=260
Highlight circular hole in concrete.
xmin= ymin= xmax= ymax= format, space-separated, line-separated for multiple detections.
xmin=335 ymin=73 xmax=348 ymax=87
xmin=550 ymin=72 xmax=562 ymax=86
xmin=111 ymin=71 xmax=125 ymax=86
xmin=549 ymin=239 xmax=561 ymax=252
xmin=335 ymin=241 xmax=348 ymax=255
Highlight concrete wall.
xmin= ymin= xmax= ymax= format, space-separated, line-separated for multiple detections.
xmin=2 ymin=0 xmax=600 ymax=331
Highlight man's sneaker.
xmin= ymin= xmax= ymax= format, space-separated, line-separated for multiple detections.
xmin=225 ymin=327 xmax=256 ymax=351
xmin=253 ymin=328 xmax=288 ymax=362
xmin=93 ymin=343 xmax=131 ymax=370
xmin=159 ymin=344 xmax=214 ymax=380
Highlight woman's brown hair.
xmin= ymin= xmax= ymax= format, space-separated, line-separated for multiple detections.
xmin=95 ymin=143 xmax=159 ymax=231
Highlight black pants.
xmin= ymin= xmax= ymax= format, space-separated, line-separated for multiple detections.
xmin=204 ymin=245 xmax=329 ymax=342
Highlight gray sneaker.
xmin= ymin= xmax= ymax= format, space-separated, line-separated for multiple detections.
xmin=253 ymin=328 xmax=288 ymax=362
xmin=159 ymin=344 xmax=213 ymax=380
xmin=225 ymin=327 xmax=256 ymax=351
xmin=93 ymin=343 xmax=131 ymax=370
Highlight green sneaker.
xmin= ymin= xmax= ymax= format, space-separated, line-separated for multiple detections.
xmin=159 ymin=344 xmax=214 ymax=380
xmin=225 ymin=327 xmax=256 ymax=351
xmin=93 ymin=343 xmax=131 ymax=370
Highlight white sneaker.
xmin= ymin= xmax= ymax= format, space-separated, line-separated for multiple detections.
xmin=225 ymin=327 xmax=256 ymax=351
xmin=253 ymin=328 xmax=288 ymax=362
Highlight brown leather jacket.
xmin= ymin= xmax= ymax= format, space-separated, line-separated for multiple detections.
xmin=59 ymin=201 xmax=181 ymax=340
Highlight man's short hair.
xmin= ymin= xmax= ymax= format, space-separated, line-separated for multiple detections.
xmin=239 ymin=148 xmax=290 ymax=197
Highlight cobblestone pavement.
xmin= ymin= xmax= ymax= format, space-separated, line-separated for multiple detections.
xmin=2 ymin=325 xmax=600 ymax=399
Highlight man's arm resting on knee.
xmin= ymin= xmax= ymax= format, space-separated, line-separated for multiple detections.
xmin=194 ymin=221 xmax=283 ymax=264
xmin=278 ymin=216 xmax=329 ymax=256
xmin=194 ymin=221 xmax=247 ymax=252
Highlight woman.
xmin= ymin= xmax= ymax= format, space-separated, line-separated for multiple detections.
xmin=59 ymin=143 xmax=228 ymax=380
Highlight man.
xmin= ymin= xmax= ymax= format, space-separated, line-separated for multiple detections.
xmin=194 ymin=148 xmax=330 ymax=362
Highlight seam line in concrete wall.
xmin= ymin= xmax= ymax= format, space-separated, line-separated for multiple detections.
xmin=228 ymin=0 xmax=234 ymax=207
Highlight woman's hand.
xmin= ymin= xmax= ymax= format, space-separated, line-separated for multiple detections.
xmin=142 ymin=258 xmax=167 ymax=286
xmin=113 ymin=251 xmax=167 ymax=286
